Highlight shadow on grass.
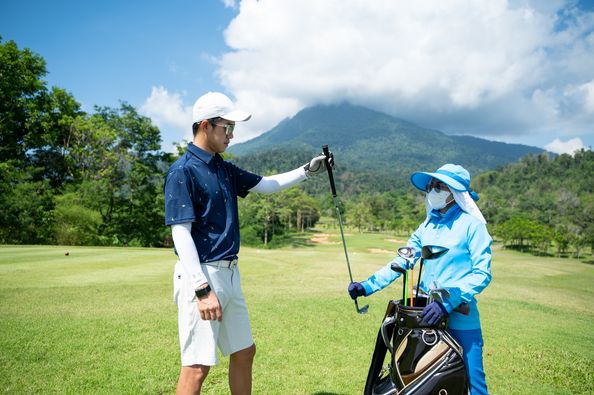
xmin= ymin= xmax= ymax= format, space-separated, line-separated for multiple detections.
xmin=284 ymin=233 xmax=319 ymax=248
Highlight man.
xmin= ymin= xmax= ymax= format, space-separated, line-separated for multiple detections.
xmin=164 ymin=92 xmax=331 ymax=395
xmin=349 ymin=164 xmax=492 ymax=395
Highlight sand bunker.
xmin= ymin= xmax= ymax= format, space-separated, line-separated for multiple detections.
xmin=309 ymin=234 xmax=339 ymax=244
xmin=368 ymin=248 xmax=394 ymax=254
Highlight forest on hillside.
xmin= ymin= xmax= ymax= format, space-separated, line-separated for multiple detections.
xmin=1 ymin=38 xmax=592 ymax=258
xmin=340 ymin=150 xmax=594 ymax=258
xmin=476 ymin=150 xmax=594 ymax=257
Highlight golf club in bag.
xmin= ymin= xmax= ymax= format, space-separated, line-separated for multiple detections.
xmin=322 ymin=145 xmax=368 ymax=315
xmin=363 ymin=245 xmax=470 ymax=395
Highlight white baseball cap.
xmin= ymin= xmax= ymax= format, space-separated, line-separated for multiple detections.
xmin=192 ymin=92 xmax=251 ymax=123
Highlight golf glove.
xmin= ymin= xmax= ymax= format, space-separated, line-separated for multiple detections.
xmin=348 ymin=282 xmax=366 ymax=299
xmin=420 ymin=301 xmax=448 ymax=326
xmin=304 ymin=152 xmax=334 ymax=177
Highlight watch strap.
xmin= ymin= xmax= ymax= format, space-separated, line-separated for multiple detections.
xmin=195 ymin=284 xmax=211 ymax=298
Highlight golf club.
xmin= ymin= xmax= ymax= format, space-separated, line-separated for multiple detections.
xmin=397 ymin=246 xmax=416 ymax=306
xmin=397 ymin=246 xmax=415 ymax=262
xmin=390 ymin=264 xmax=407 ymax=303
xmin=429 ymin=288 xmax=451 ymax=304
xmin=421 ymin=245 xmax=449 ymax=260
xmin=415 ymin=245 xmax=449 ymax=300
xmin=429 ymin=286 xmax=470 ymax=315
xmin=323 ymin=145 xmax=368 ymax=315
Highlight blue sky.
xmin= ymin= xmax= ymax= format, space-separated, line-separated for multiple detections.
xmin=2 ymin=0 xmax=594 ymax=154
xmin=1 ymin=1 xmax=232 ymax=110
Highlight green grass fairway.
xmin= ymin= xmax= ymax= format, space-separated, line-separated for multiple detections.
xmin=1 ymin=233 xmax=593 ymax=394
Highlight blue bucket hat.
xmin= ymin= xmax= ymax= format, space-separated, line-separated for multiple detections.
xmin=410 ymin=164 xmax=479 ymax=201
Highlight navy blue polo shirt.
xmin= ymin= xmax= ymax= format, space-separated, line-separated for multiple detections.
xmin=164 ymin=143 xmax=262 ymax=262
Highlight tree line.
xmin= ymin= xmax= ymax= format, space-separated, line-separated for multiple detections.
xmin=1 ymin=38 xmax=170 ymax=246
xmin=1 ymin=38 xmax=592 ymax=257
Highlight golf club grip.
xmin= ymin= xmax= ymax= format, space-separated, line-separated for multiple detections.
xmin=322 ymin=145 xmax=337 ymax=197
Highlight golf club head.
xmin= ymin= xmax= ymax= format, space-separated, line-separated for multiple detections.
xmin=429 ymin=288 xmax=450 ymax=303
xmin=397 ymin=246 xmax=416 ymax=261
xmin=390 ymin=263 xmax=407 ymax=274
xmin=421 ymin=245 xmax=449 ymax=260
xmin=355 ymin=299 xmax=369 ymax=314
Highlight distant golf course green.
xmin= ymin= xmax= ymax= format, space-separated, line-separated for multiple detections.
xmin=1 ymin=231 xmax=593 ymax=394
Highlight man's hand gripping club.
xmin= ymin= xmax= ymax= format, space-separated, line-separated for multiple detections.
xmin=304 ymin=152 xmax=334 ymax=177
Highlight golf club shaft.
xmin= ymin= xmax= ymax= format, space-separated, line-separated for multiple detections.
xmin=335 ymin=196 xmax=364 ymax=312
xmin=334 ymin=198 xmax=354 ymax=283
xmin=415 ymin=259 xmax=424 ymax=300
xmin=323 ymin=145 xmax=354 ymax=282
xmin=409 ymin=269 xmax=415 ymax=307
xmin=403 ymin=272 xmax=407 ymax=306
xmin=323 ymin=145 xmax=367 ymax=314
xmin=403 ymin=271 xmax=408 ymax=305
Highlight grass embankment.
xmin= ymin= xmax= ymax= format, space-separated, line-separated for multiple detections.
xmin=1 ymin=233 xmax=592 ymax=394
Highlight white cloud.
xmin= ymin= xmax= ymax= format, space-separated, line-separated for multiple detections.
xmin=544 ymin=137 xmax=585 ymax=155
xmin=578 ymin=79 xmax=594 ymax=112
xmin=140 ymin=86 xmax=190 ymax=130
xmin=212 ymin=0 xmax=594 ymax=147
xmin=140 ymin=86 xmax=193 ymax=151
xmin=220 ymin=0 xmax=237 ymax=9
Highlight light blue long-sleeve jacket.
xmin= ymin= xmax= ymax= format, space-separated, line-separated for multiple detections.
xmin=361 ymin=204 xmax=492 ymax=330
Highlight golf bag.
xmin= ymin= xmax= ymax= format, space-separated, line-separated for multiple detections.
xmin=364 ymin=297 xmax=469 ymax=395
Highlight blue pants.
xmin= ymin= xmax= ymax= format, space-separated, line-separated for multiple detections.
xmin=448 ymin=328 xmax=489 ymax=395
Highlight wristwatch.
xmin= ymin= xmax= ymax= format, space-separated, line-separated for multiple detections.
xmin=195 ymin=284 xmax=211 ymax=298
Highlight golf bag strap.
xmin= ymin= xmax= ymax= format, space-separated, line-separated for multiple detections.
xmin=364 ymin=329 xmax=388 ymax=395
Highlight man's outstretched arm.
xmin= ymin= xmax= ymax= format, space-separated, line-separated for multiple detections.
xmin=249 ymin=154 xmax=332 ymax=194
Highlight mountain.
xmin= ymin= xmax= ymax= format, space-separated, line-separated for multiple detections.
xmin=228 ymin=103 xmax=546 ymax=194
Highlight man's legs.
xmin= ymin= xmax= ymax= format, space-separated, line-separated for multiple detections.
xmin=229 ymin=343 xmax=256 ymax=395
xmin=176 ymin=365 xmax=210 ymax=395
xmin=174 ymin=263 xmax=219 ymax=394
xmin=174 ymin=264 xmax=254 ymax=394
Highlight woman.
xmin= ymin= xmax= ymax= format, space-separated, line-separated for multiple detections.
xmin=348 ymin=164 xmax=492 ymax=395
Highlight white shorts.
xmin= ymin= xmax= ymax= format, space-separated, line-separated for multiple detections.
xmin=173 ymin=261 xmax=253 ymax=366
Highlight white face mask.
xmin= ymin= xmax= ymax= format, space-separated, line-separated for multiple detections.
xmin=427 ymin=189 xmax=452 ymax=210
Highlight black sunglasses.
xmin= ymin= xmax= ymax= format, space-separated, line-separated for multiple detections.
xmin=425 ymin=180 xmax=449 ymax=193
